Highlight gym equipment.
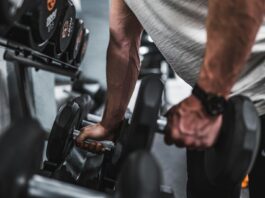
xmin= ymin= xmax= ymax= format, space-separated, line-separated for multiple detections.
xmin=83 ymin=96 xmax=260 ymax=189
xmin=117 ymin=151 xmax=162 ymax=198
xmin=31 ymin=0 xmax=63 ymax=42
xmin=0 ymin=118 xmax=45 ymax=198
xmin=44 ymin=0 xmax=76 ymax=57
xmin=75 ymin=28 xmax=89 ymax=64
xmin=3 ymin=0 xmax=64 ymax=50
xmin=205 ymin=95 xmax=260 ymax=188
xmin=58 ymin=0 xmax=76 ymax=53
xmin=47 ymin=76 xmax=164 ymax=166
xmin=0 ymin=0 xmax=28 ymax=29
xmin=72 ymin=77 xmax=106 ymax=112
xmin=45 ymin=76 xmax=164 ymax=192
xmin=0 ymin=119 xmax=164 ymax=198
xmin=64 ymin=19 xmax=84 ymax=63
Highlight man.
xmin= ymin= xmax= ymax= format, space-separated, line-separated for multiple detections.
xmin=76 ymin=0 xmax=265 ymax=197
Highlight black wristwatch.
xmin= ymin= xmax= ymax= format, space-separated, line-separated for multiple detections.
xmin=192 ymin=84 xmax=227 ymax=117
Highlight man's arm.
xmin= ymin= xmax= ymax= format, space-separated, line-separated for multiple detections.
xmin=198 ymin=0 xmax=265 ymax=96
xmin=76 ymin=0 xmax=142 ymax=150
xmin=165 ymin=0 xmax=265 ymax=148
xmin=101 ymin=0 xmax=143 ymax=130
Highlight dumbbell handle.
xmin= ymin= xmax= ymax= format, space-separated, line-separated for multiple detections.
xmin=85 ymin=113 xmax=167 ymax=134
xmin=72 ymin=129 xmax=115 ymax=151
xmin=73 ymin=114 xmax=167 ymax=151
xmin=28 ymin=174 xmax=110 ymax=198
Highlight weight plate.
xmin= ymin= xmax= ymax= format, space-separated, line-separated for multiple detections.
xmin=205 ymin=95 xmax=261 ymax=188
xmin=47 ymin=101 xmax=81 ymax=165
xmin=76 ymin=28 xmax=89 ymax=64
xmin=67 ymin=19 xmax=84 ymax=60
xmin=0 ymin=118 xmax=45 ymax=198
xmin=122 ymin=76 xmax=164 ymax=154
xmin=72 ymin=95 xmax=95 ymax=130
xmin=38 ymin=0 xmax=63 ymax=41
xmin=59 ymin=0 xmax=76 ymax=53
xmin=117 ymin=151 xmax=162 ymax=198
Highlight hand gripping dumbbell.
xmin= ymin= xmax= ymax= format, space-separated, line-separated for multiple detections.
xmin=45 ymin=76 xmax=165 ymax=189
xmin=48 ymin=75 xmax=260 ymax=191
xmin=0 ymin=118 xmax=164 ymax=198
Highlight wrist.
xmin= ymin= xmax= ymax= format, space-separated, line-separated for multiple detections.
xmin=192 ymin=83 xmax=227 ymax=117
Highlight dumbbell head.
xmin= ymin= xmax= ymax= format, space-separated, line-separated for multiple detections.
xmin=57 ymin=0 xmax=76 ymax=54
xmin=205 ymin=95 xmax=261 ymax=188
xmin=47 ymin=100 xmax=81 ymax=165
xmin=29 ymin=0 xmax=63 ymax=42
xmin=0 ymin=118 xmax=45 ymax=198
xmin=121 ymin=76 xmax=164 ymax=154
xmin=66 ymin=18 xmax=84 ymax=62
xmin=75 ymin=28 xmax=89 ymax=64
xmin=117 ymin=151 xmax=162 ymax=198
xmin=47 ymin=95 xmax=94 ymax=165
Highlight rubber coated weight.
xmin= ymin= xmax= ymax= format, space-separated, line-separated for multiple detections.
xmin=205 ymin=95 xmax=261 ymax=188
xmin=58 ymin=0 xmax=76 ymax=53
xmin=72 ymin=95 xmax=95 ymax=128
xmin=117 ymin=151 xmax=162 ymax=198
xmin=30 ymin=0 xmax=63 ymax=42
xmin=67 ymin=19 xmax=84 ymax=61
xmin=122 ymin=76 xmax=164 ymax=154
xmin=76 ymin=28 xmax=89 ymax=64
xmin=47 ymin=100 xmax=81 ymax=165
xmin=0 ymin=118 xmax=45 ymax=198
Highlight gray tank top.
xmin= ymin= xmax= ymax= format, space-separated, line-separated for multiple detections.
xmin=125 ymin=0 xmax=265 ymax=115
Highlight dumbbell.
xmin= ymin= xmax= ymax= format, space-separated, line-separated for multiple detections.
xmin=75 ymin=28 xmax=89 ymax=64
xmin=0 ymin=118 xmax=106 ymax=198
xmin=45 ymin=76 xmax=164 ymax=191
xmin=67 ymin=77 xmax=261 ymax=190
xmin=47 ymin=76 xmax=164 ymax=164
xmin=62 ymin=19 xmax=84 ymax=64
xmin=21 ymin=0 xmax=64 ymax=44
xmin=45 ymin=0 xmax=76 ymax=57
xmin=0 ymin=118 xmax=165 ymax=198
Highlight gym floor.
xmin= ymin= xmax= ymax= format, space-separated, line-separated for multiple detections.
xmin=78 ymin=1 xmax=250 ymax=198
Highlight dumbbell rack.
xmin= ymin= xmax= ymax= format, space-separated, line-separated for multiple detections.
xmin=0 ymin=40 xmax=80 ymax=78
xmin=0 ymin=37 xmax=80 ymax=121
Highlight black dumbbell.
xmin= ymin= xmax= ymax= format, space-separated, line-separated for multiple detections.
xmin=21 ymin=0 xmax=64 ymax=44
xmin=45 ymin=0 xmax=76 ymax=57
xmin=69 ymin=78 xmax=261 ymax=190
xmin=32 ymin=0 xmax=63 ymax=42
xmin=1 ymin=0 xmax=64 ymax=51
xmin=62 ymin=19 xmax=84 ymax=64
xmin=75 ymin=28 xmax=89 ymax=64
xmin=0 ymin=118 xmax=164 ymax=198
xmin=46 ymin=76 xmax=164 ymax=191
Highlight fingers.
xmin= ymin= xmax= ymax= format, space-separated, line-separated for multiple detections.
xmin=164 ymin=104 xmax=222 ymax=149
xmin=75 ymin=124 xmax=109 ymax=153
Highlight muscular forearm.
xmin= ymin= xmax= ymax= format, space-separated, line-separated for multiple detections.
xmin=198 ymin=0 xmax=265 ymax=96
xmin=101 ymin=36 xmax=141 ymax=129
xmin=101 ymin=0 xmax=142 ymax=129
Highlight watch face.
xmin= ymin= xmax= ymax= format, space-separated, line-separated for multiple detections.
xmin=206 ymin=95 xmax=225 ymax=116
